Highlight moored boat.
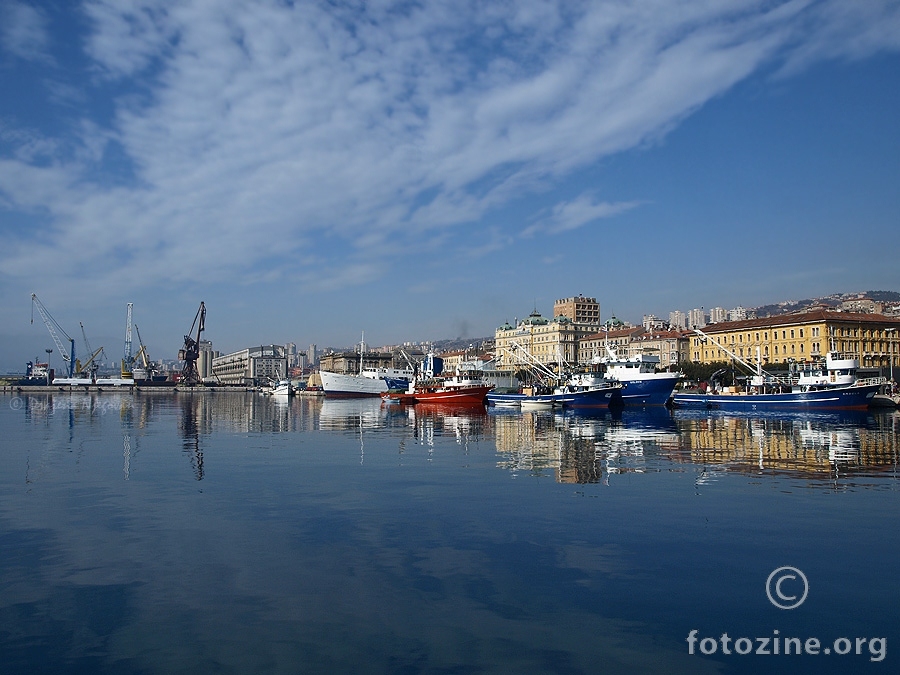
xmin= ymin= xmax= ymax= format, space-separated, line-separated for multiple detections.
xmin=673 ymin=351 xmax=884 ymax=411
xmin=596 ymin=349 xmax=682 ymax=406
xmin=319 ymin=368 xmax=414 ymax=398
xmin=486 ymin=380 xmax=621 ymax=409
xmin=382 ymin=371 xmax=493 ymax=406
xmin=319 ymin=334 xmax=415 ymax=398
xmin=269 ymin=379 xmax=293 ymax=397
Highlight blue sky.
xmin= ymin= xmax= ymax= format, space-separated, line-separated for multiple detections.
xmin=1 ymin=0 xmax=899 ymax=372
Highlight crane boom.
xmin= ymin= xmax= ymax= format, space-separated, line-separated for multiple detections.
xmin=31 ymin=293 xmax=76 ymax=378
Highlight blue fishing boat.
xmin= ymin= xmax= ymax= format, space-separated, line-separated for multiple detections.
xmin=673 ymin=351 xmax=884 ymax=411
xmin=597 ymin=350 xmax=681 ymax=406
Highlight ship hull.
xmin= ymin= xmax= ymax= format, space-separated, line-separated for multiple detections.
xmin=384 ymin=385 xmax=492 ymax=406
xmin=319 ymin=370 xmax=387 ymax=398
xmin=672 ymin=383 xmax=881 ymax=411
xmin=615 ymin=375 xmax=680 ymax=406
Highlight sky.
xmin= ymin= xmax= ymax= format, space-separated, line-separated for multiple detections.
xmin=1 ymin=0 xmax=899 ymax=373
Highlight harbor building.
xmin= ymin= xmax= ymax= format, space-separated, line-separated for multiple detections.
xmin=627 ymin=330 xmax=689 ymax=369
xmin=553 ymin=296 xmax=601 ymax=325
xmin=688 ymin=310 xmax=900 ymax=375
xmin=577 ymin=326 xmax=645 ymax=364
xmin=495 ymin=310 xmax=579 ymax=373
xmin=197 ymin=340 xmax=217 ymax=381
xmin=212 ymin=345 xmax=288 ymax=386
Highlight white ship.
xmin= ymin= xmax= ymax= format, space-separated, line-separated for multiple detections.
xmin=319 ymin=368 xmax=413 ymax=398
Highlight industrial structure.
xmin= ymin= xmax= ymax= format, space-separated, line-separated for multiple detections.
xmin=178 ymin=302 xmax=206 ymax=386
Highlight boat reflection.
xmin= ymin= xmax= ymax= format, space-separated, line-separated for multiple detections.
xmin=491 ymin=407 xmax=680 ymax=483
xmin=672 ymin=408 xmax=899 ymax=483
xmin=7 ymin=392 xmax=897 ymax=489
xmin=487 ymin=404 xmax=899 ymax=486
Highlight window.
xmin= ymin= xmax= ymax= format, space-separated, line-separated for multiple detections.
xmin=799 ymin=329 xmax=804 ymax=338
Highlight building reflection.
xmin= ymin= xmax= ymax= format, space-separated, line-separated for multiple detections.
xmin=9 ymin=391 xmax=898 ymax=487
xmin=490 ymin=405 xmax=900 ymax=485
xmin=671 ymin=410 xmax=899 ymax=482
xmin=491 ymin=407 xmax=682 ymax=483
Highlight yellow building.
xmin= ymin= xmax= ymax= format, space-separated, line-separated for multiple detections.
xmin=495 ymin=310 xmax=578 ymax=372
xmin=689 ymin=310 xmax=900 ymax=374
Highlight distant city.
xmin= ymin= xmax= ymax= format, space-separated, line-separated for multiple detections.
xmin=10 ymin=289 xmax=900 ymax=387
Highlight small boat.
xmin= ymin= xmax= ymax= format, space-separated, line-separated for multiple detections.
xmin=520 ymin=399 xmax=555 ymax=411
xmin=269 ymin=379 xmax=293 ymax=397
xmin=486 ymin=379 xmax=621 ymax=409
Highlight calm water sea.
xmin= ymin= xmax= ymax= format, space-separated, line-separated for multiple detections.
xmin=1 ymin=391 xmax=898 ymax=674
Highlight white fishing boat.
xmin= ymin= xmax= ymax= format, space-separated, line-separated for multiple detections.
xmin=270 ymin=379 xmax=293 ymax=397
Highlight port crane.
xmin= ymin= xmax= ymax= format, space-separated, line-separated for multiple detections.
xmin=122 ymin=303 xmax=134 ymax=378
xmin=178 ymin=301 xmax=206 ymax=386
xmin=132 ymin=324 xmax=157 ymax=380
xmin=30 ymin=293 xmax=76 ymax=378
xmin=77 ymin=322 xmax=105 ymax=379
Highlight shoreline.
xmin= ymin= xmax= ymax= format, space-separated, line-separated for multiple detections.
xmin=1 ymin=384 xmax=325 ymax=397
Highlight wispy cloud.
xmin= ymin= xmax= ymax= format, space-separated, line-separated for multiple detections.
xmin=522 ymin=194 xmax=640 ymax=237
xmin=0 ymin=0 xmax=52 ymax=63
xmin=1 ymin=0 xmax=899 ymax=304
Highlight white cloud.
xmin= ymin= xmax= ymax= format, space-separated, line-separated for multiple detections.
xmin=1 ymin=0 xmax=899 ymax=305
xmin=0 ymin=0 xmax=52 ymax=63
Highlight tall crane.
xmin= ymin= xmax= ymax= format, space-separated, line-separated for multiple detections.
xmin=30 ymin=293 xmax=76 ymax=378
xmin=132 ymin=324 xmax=156 ymax=380
xmin=78 ymin=322 xmax=104 ymax=379
xmin=178 ymin=302 xmax=206 ymax=386
xmin=122 ymin=303 xmax=134 ymax=378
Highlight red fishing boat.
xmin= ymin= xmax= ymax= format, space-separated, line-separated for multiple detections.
xmin=382 ymin=372 xmax=493 ymax=406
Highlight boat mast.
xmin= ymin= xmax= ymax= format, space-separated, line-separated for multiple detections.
xmin=692 ymin=328 xmax=776 ymax=380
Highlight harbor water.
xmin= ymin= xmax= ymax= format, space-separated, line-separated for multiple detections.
xmin=1 ymin=391 xmax=898 ymax=674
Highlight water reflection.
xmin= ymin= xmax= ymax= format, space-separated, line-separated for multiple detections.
xmin=2 ymin=392 xmax=898 ymax=674
xmin=672 ymin=409 xmax=899 ymax=485
xmin=6 ymin=392 xmax=899 ymax=489
xmin=491 ymin=407 xmax=682 ymax=484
